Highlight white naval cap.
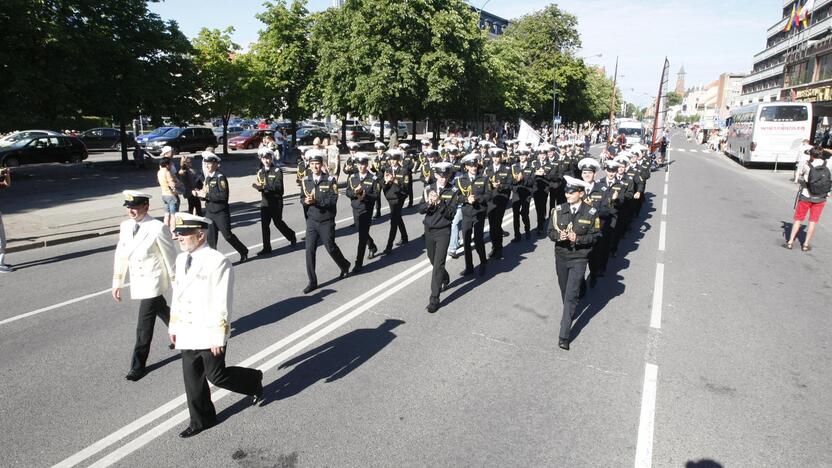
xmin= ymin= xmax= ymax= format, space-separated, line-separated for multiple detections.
xmin=122 ymin=190 xmax=152 ymax=207
xmin=604 ymin=159 xmax=621 ymax=170
xmin=578 ymin=157 xmax=601 ymax=172
xmin=460 ymin=153 xmax=479 ymax=165
xmin=202 ymin=152 xmax=221 ymax=163
xmin=160 ymin=145 xmax=174 ymax=155
xmin=257 ymin=146 xmax=274 ymax=158
xmin=432 ymin=161 xmax=454 ymax=174
xmin=488 ymin=147 xmax=505 ymax=156
xmin=387 ymin=148 xmax=403 ymax=159
xmin=346 ymin=141 xmax=359 ymax=149
xmin=398 ymin=142 xmax=410 ymax=150
xmin=374 ymin=141 xmax=386 ymax=150
xmin=173 ymin=212 xmax=213 ymax=233
xmin=354 ymin=152 xmax=371 ymax=163
xmin=613 ymin=155 xmax=630 ymax=165
xmin=305 ymin=148 xmax=325 ymax=162
xmin=563 ymin=175 xmax=590 ymax=192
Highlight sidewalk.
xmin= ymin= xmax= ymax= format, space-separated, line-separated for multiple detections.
xmin=2 ymin=151 xmax=304 ymax=253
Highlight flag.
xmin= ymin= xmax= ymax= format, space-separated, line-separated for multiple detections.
xmin=517 ymin=119 xmax=542 ymax=147
xmin=800 ymin=0 xmax=815 ymax=21
xmin=784 ymin=4 xmax=795 ymax=32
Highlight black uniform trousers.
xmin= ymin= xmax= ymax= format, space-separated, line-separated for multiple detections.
xmin=425 ymin=227 xmax=451 ymax=302
xmin=532 ymin=191 xmax=548 ymax=231
xmin=206 ymin=207 xmax=248 ymax=257
xmin=462 ymin=217 xmax=486 ymax=270
xmin=611 ymin=202 xmax=631 ymax=254
xmin=374 ymin=192 xmax=383 ymax=217
xmin=552 ymin=185 xmax=566 ymax=206
xmin=305 ymin=218 xmax=349 ymax=285
xmin=353 ymin=209 xmax=377 ymax=266
xmin=185 ymin=195 xmax=203 ymax=216
xmin=385 ymin=200 xmax=408 ymax=249
xmin=555 ymin=252 xmax=589 ymax=340
xmin=512 ymin=197 xmax=531 ymax=238
xmin=588 ymin=217 xmax=614 ymax=277
xmin=260 ymin=201 xmax=296 ymax=248
xmin=181 ymin=349 xmax=260 ymax=430
xmin=406 ymin=181 xmax=414 ymax=206
xmin=131 ymin=295 xmax=170 ymax=372
xmin=487 ymin=198 xmax=508 ymax=254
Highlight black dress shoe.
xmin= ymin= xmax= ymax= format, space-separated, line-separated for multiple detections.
xmin=440 ymin=278 xmax=450 ymax=292
xmin=426 ymin=302 xmax=439 ymax=313
xmin=179 ymin=422 xmax=214 ymax=438
xmin=478 ymin=264 xmax=487 ymax=276
xmin=460 ymin=268 xmax=475 ymax=277
xmin=168 ymin=343 xmax=176 ymax=350
xmin=396 ymin=239 xmax=408 ymax=246
xmin=526 ymin=231 xmax=532 ymax=240
xmin=239 ymin=252 xmax=249 ymax=263
xmin=290 ymin=237 xmax=298 ymax=248
xmin=448 ymin=251 xmax=460 ymax=259
xmin=256 ymin=248 xmax=271 ymax=256
xmin=490 ymin=250 xmax=503 ymax=260
xmin=382 ymin=248 xmax=392 ymax=256
xmin=125 ymin=369 xmax=146 ymax=381
xmin=251 ymin=370 xmax=264 ymax=406
xmin=367 ymin=248 xmax=378 ymax=259
xmin=303 ymin=283 xmax=317 ymax=294
xmin=511 ymin=237 xmax=521 ymax=243
xmin=339 ymin=266 xmax=350 ymax=279
xmin=351 ymin=264 xmax=363 ymax=274
xmin=558 ymin=338 xmax=570 ymax=351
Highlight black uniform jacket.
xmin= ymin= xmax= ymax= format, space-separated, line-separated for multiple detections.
xmin=345 ymin=172 xmax=379 ymax=214
xmin=301 ymin=173 xmax=339 ymax=222
xmin=547 ymin=201 xmax=601 ymax=258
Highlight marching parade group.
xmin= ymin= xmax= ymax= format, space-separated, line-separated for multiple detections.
xmin=111 ymin=131 xmax=658 ymax=437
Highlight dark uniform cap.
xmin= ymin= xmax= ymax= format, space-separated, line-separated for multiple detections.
xmin=122 ymin=190 xmax=151 ymax=207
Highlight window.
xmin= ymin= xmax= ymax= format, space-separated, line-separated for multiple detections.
xmin=819 ymin=54 xmax=832 ymax=81
xmin=102 ymin=129 xmax=119 ymax=137
xmin=759 ymin=105 xmax=808 ymax=122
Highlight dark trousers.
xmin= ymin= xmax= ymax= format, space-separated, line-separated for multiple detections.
xmin=260 ymin=202 xmax=296 ymax=248
xmin=512 ymin=197 xmax=531 ymax=238
xmin=305 ymin=218 xmax=349 ymax=285
xmin=532 ymin=191 xmax=548 ymax=231
xmin=186 ymin=195 xmax=203 ymax=216
xmin=206 ymin=209 xmax=248 ymax=257
xmin=552 ymin=185 xmax=565 ymax=206
xmin=374 ymin=192 xmax=382 ymax=216
xmin=353 ymin=209 xmax=377 ymax=266
xmin=487 ymin=199 xmax=508 ymax=254
xmin=555 ymin=253 xmax=589 ymax=339
xmin=385 ymin=200 xmax=408 ymax=249
xmin=588 ymin=220 xmax=614 ymax=277
xmin=406 ymin=182 xmax=414 ymax=206
xmin=462 ymin=218 xmax=486 ymax=270
xmin=425 ymin=227 xmax=451 ymax=302
xmin=131 ymin=295 xmax=170 ymax=372
xmin=181 ymin=349 xmax=260 ymax=430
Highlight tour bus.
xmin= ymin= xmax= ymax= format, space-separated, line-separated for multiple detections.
xmin=724 ymin=102 xmax=812 ymax=165
xmin=617 ymin=119 xmax=644 ymax=145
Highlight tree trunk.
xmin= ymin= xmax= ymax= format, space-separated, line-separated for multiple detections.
xmin=119 ymin=119 xmax=129 ymax=163
xmin=222 ymin=117 xmax=229 ymax=156
xmin=291 ymin=119 xmax=297 ymax=162
xmin=378 ymin=117 xmax=384 ymax=143
xmin=431 ymin=117 xmax=439 ymax=145
xmin=340 ymin=115 xmax=347 ymax=150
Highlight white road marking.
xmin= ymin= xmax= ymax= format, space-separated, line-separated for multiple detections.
xmin=658 ymin=221 xmax=666 ymax=252
xmin=676 ymin=149 xmax=685 ymax=152
xmin=689 ymin=149 xmax=698 ymax=153
xmin=2 ymin=198 xmax=419 ymax=328
xmin=663 ymin=184 xmax=668 ymax=196
xmin=661 ymin=198 xmax=667 ymax=216
xmin=634 ymin=363 xmax=659 ymax=468
xmin=59 ymin=210 xmax=521 ymax=467
xmin=650 ymin=263 xmax=664 ymax=329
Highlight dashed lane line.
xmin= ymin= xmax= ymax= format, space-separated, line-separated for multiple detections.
xmin=634 ymin=363 xmax=659 ymax=468
xmin=658 ymin=221 xmax=666 ymax=252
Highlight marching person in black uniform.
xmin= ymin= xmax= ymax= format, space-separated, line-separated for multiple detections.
xmin=458 ymin=154 xmax=492 ymax=276
xmin=532 ymin=147 xmax=555 ymax=236
xmin=419 ymin=162 xmax=459 ymax=313
xmin=371 ymin=142 xmax=387 ymax=218
xmin=610 ymin=155 xmax=636 ymax=256
xmin=399 ymin=143 xmax=416 ymax=207
xmin=252 ymin=148 xmax=297 ymax=255
xmin=421 ymin=149 xmax=440 ymax=186
xmin=169 ymin=213 xmax=263 ymax=438
xmin=511 ymin=148 xmax=535 ymax=242
xmin=343 ymin=142 xmax=360 ymax=179
xmin=345 ymin=153 xmax=379 ymax=273
xmin=548 ymin=176 xmax=601 ymax=351
xmin=300 ymin=150 xmax=351 ymax=293
xmin=382 ymin=149 xmax=409 ymax=254
xmin=632 ymin=149 xmax=651 ymax=216
xmin=195 ymin=153 xmax=249 ymax=263
xmin=484 ymin=147 xmax=512 ymax=260
xmin=551 ymin=144 xmax=571 ymax=206
xmin=580 ymin=158 xmax=615 ymax=287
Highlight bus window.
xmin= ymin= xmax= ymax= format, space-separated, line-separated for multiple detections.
xmin=759 ymin=106 xmax=808 ymax=122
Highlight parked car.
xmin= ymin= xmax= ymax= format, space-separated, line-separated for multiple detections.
xmin=0 ymin=135 xmax=88 ymax=167
xmin=227 ymin=129 xmax=274 ymax=150
xmin=78 ymin=127 xmax=136 ymax=151
xmin=294 ymin=127 xmax=333 ymax=146
xmin=212 ymin=125 xmax=245 ymax=144
xmin=135 ymin=127 xmax=176 ymax=146
xmin=369 ymin=121 xmax=408 ymax=139
xmin=341 ymin=125 xmax=376 ymax=142
xmin=0 ymin=130 xmax=63 ymax=147
xmin=144 ymin=127 xmax=217 ymax=155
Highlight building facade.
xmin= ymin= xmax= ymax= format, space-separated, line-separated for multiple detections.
xmin=738 ymin=0 xmax=832 ymax=107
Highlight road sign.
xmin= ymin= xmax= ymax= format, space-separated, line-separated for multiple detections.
xmin=553 ymin=116 xmax=562 ymax=125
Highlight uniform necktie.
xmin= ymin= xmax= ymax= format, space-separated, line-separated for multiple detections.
xmin=185 ymin=254 xmax=192 ymax=274
xmin=132 ymin=223 xmax=140 ymax=237
xmin=571 ymin=206 xmax=578 ymax=215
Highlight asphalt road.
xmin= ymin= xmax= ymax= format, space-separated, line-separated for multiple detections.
xmin=0 ymin=134 xmax=829 ymax=467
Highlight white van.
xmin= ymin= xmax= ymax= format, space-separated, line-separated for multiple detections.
xmin=617 ymin=119 xmax=644 ymax=145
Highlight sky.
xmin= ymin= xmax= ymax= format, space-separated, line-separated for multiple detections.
xmin=148 ymin=0 xmax=784 ymax=108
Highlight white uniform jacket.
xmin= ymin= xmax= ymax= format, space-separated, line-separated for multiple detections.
xmin=169 ymin=245 xmax=234 ymax=350
xmin=112 ymin=216 xmax=176 ymax=300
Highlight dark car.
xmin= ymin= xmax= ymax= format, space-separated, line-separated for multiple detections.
xmin=135 ymin=127 xmax=176 ymax=146
xmin=145 ymin=127 xmax=217 ymax=155
xmin=78 ymin=127 xmax=135 ymax=151
xmin=227 ymin=129 xmax=274 ymax=150
xmin=295 ymin=127 xmax=332 ymax=146
xmin=0 ymin=135 xmax=88 ymax=167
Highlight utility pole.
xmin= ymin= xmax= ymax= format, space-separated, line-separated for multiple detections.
xmin=607 ymin=56 xmax=619 ymax=145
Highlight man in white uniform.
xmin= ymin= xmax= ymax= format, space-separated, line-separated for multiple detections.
xmin=112 ymin=190 xmax=177 ymax=381
xmin=169 ymin=213 xmax=263 ymax=438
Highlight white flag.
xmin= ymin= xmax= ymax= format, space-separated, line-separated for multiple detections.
xmin=517 ymin=119 xmax=542 ymax=147
xmin=800 ymin=0 xmax=815 ymax=20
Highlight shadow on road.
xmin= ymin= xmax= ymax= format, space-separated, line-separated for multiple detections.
xmin=8 ymin=244 xmax=116 ymax=270
xmin=685 ymin=459 xmax=723 ymax=468
xmin=230 ymin=289 xmax=335 ymax=338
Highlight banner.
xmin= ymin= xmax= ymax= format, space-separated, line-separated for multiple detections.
xmin=517 ymin=119 xmax=542 ymax=147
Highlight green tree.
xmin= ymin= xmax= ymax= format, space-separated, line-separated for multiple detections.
xmin=666 ymin=91 xmax=683 ymax=107
xmin=192 ymin=27 xmax=260 ymax=155
xmin=253 ymin=0 xmax=316 ymax=148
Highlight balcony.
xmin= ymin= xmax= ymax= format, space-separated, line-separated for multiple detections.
xmin=742 ymin=64 xmax=785 ymax=86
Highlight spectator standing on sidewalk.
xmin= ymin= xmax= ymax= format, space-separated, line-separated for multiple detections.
xmin=0 ymin=168 xmax=12 ymax=272
xmin=178 ymin=155 xmax=203 ymax=216
xmin=157 ymin=156 xmax=181 ymax=233
xmin=275 ymin=128 xmax=286 ymax=162
xmin=785 ymin=149 xmax=832 ymax=251
xmin=794 ymin=139 xmax=813 ymax=184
